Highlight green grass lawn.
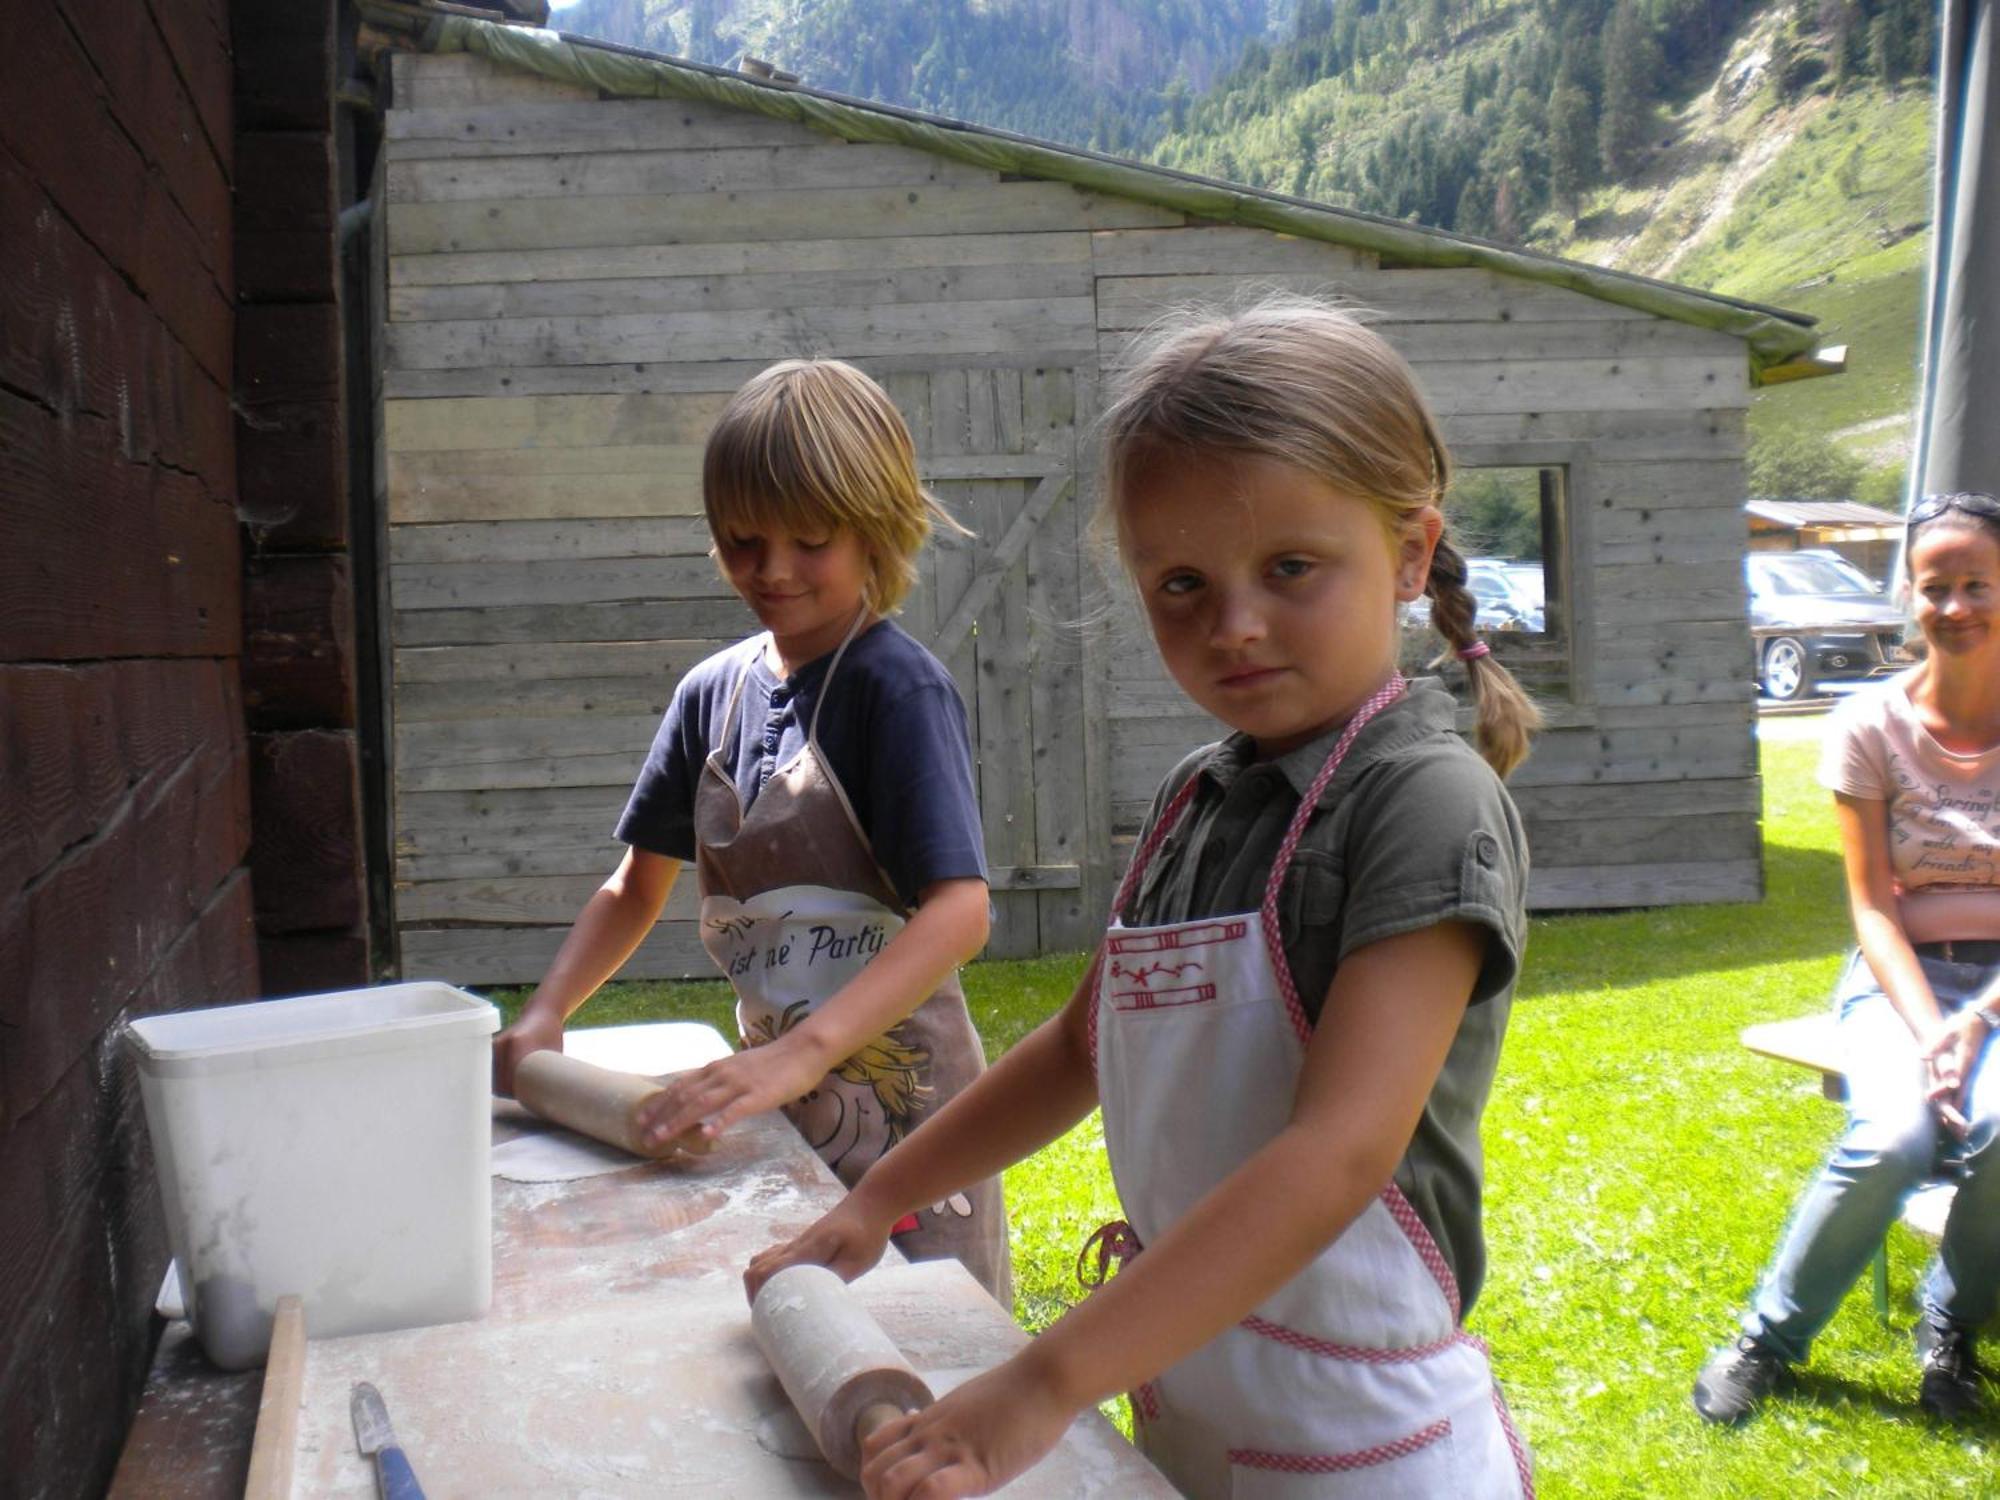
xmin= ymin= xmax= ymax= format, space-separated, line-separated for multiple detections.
xmin=491 ymin=726 xmax=1999 ymax=1493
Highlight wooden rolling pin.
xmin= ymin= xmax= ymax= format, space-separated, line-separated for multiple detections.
xmin=751 ymin=1265 xmax=934 ymax=1479
xmin=512 ymin=1050 xmax=714 ymax=1159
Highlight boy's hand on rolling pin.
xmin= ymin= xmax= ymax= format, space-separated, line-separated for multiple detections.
xmin=859 ymin=1358 xmax=1074 ymax=1500
xmin=743 ymin=1198 xmax=893 ymax=1303
xmin=491 ymin=1011 xmax=564 ymax=1097
xmin=633 ymin=1040 xmax=825 ymax=1151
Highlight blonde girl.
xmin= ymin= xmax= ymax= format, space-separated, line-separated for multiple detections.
xmin=493 ymin=358 xmax=1008 ymax=1300
xmin=746 ymin=299 xmax=1540 ymax=1498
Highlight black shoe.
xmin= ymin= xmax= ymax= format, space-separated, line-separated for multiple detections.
xmin=1693 ymin=1335 xmax=1791 ymax=1424
xmin=1916 ymin=1317 xmax=1986 ymax=1420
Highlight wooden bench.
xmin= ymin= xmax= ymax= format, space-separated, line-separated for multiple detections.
xmin=1741 ymin=1014 xmax=1958 ymax=1321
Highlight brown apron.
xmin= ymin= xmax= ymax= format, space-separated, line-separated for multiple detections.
xmin=691 ymin=621 xmax=1010 ymax=1303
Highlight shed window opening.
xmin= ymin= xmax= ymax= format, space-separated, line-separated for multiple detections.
xmin=1403 ymin=464 xmax=1569 ymax=701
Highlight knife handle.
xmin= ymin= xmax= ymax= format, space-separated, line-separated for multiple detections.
xmin=373 ymin=1444 xmax=426 ymax=1500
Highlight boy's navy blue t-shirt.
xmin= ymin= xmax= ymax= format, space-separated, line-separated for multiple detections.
xmin=615 ymin=620 xmax=987 ymax=909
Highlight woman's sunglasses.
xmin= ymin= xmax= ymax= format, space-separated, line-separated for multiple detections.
xmin=1908 ymin=491 xmax=2000 ymax=529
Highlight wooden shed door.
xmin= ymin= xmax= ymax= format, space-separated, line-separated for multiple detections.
xmin=883 ymin=367 xmax=1105 ymax=959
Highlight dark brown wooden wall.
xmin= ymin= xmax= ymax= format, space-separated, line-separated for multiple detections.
xmin=236 ymin=0 xmax=373 ymax=994
xmin=0 ymin=0 xmax=249 ymax=1493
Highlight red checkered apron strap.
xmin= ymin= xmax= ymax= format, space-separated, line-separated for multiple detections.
xmin=1112 ymin=771 xmax=1204 ymax=916
xmin=1257 ymin=673 xmax=1407 ymax=1047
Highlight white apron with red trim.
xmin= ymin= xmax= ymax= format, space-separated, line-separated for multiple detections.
xmin=1089 ymin=676 xmax=1531 ymax=1499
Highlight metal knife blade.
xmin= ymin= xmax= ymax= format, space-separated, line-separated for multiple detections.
xmin=350 ymin=1382 xmax=427 ymax=1500
xmin=350 ymin=1381 xmax=396 ymax=1454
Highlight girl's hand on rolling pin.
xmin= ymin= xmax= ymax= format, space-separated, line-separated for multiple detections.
xmin=859 ymin=1358 xmax=1074 ymax=1500
xmin=633 ymin=1041 xmax=824 ymax=1151
xmin=743 ymin=1198 xmax=892 ymax=1303
xmin=491 ymin=1011 xmax=564 ymax=1097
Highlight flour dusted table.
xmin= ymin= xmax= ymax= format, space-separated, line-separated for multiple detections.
xmin=109 ymin=1023 xmax=1174 ymax=1497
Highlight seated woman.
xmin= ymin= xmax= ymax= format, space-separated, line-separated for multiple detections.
xmin=1695 ymin=491 xmax=2000 ymax=1424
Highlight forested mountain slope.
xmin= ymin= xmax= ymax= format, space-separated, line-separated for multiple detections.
xmin=554 ymin=0 xmax=1281 ymax=150
xmin=552 ymin=0 xmax=1938 ymax=501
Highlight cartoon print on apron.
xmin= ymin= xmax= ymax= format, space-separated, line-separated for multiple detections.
xmin=1083 ymin=673 xmax=1533 ymax=1499
xmin=692 ymin=615 xmax=1010 ymax=1303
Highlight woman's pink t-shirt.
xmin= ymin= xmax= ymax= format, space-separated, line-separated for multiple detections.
xmin=1818 ymin=671 xmax=2000 ymax=942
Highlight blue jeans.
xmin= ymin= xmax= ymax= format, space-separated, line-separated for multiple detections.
xmin=1746 ymin=949 xmax=2000 ymax=1362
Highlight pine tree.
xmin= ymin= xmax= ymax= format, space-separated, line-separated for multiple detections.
xmin=1835 ymin=141 xmax=1866 ymax=196
xmin=1598 ymin=0 xmax=1659 ymax=176
xmin=1492 ymin=171 xmax=1522 ymax=243
xmin=1548 ymin=68 xmax=1595 ymax=222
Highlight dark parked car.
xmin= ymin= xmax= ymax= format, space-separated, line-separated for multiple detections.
xmin=1746 ymin=550 xmax=1912 ymax=702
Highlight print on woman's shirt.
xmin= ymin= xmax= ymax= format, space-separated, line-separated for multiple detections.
xmin=1886 ymin=753 xmax=2000 ymax=885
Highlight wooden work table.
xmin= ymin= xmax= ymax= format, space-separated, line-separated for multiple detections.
xmin=109 ymin=1024 xmax=1174 ymax=1498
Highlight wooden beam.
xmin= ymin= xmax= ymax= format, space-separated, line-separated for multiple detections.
xmin=931 ymin=471 xmax=1071 ymax=659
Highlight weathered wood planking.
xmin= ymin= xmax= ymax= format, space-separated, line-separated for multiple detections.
xmin=1530 ymin=858 xmax=1761 ymax=908
xmin=1590 ymin=560 xmax=1748 ymax=626
xmin=1021 ymin=367 xmax=1097 ymax=948
xmin=1522 ymin=807 xmax=1761 ymax=867
xmin=398 ymin=671 xmax=677 ymax=724
xmin=395 ymin=713 xmax=660 ymax=792
xmin=1595 ymin=457 xmax=1753 ymax=508
xmin=388 ymin=297 xmax=1103 ymax=370
xmin=1513 ymin=775 xmax=1761 ymax=822
xmin=391 ymin=555 xmax=729 ymax=612
xmin=396 ymin=784 xmax=638 ymax=882
xmin=391 ymin=51 xmax=596 ymax=109
xmin=1096 ymin=268 xmax=1656 ymax=329
xmin=398 ymin=871 xmax=703 ymax=925
xmin=385 ymin=97 xmax=834 ymax=159
xmin=1091 ymin=224 xmax=1376 ymax=275
xmin=375 ymin=48 xmax=1777 ymax=970
xmin=401 ymin=920 xmax=715 ymax=983
xmin=388 ymin=463 xmax=703 ymax=523
xmin=391 ymin=260 xmax=1100 ymax=323
xmin=394 ymin=597 xmax=759 ymax=646
xmin=389 ymin=184 xmax=1180 ymax=256
xmin=396 ymin=638 xmax=719 ymax=682
xmin=389 ymin=517 xmax=714 ymax=564
xmin=386 ymin=391 xmax=730 ymax=449
xmin=391 ymin=229 xmax=1095 ymax=288
xmin=387 ymin=142 xmax=1002 ymax=204
xmin=1100 ymin=341 xmax=1747 ymax=417
xmin=966 ymin=373 xmax=1040 ymax=958
xmin=1444 ymin=408 xmax=1746 ymax=462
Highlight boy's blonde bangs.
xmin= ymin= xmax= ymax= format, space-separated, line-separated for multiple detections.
xmin=703 ymin=359 xmax=961 ymax=615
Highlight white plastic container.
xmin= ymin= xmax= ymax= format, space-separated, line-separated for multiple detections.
xmin=126 ymin=981 xmax=499 ymax=1369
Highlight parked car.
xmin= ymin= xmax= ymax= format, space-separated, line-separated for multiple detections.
xmin=1466 ymin=559 xmax=1545 ymax=633
xmin=1407 ymin=558 xmax=1545 ymax=632
xmin=1746 ymin=549 xmax=1912 ymax=702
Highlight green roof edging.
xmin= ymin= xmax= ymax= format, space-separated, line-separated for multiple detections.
xmin=421 ymin=14 xmax=1824 ymax=382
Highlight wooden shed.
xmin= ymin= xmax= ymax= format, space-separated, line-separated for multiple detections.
xmin=1746 ymin=498 xmax=1903 ymax=582
xmin=365 ymin=16 xmax=1835 ymax=984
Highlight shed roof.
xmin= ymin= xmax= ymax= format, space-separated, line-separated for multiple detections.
xmin=1746 ymin=499 xmax=1904 ymax=529
xmin=386 ymin=10 xmax=1830 ymax=385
